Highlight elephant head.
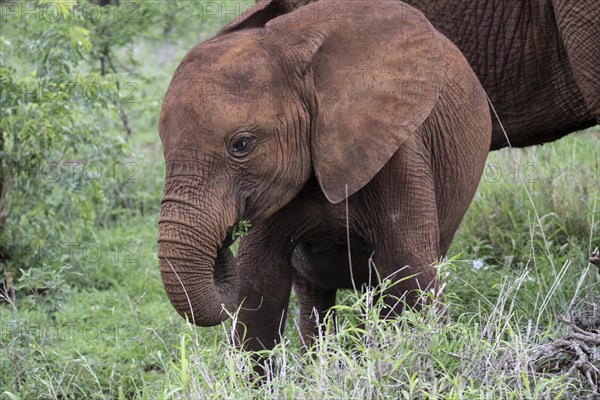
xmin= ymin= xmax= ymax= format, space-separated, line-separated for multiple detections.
xmin=157 ymin=0 xmax=445 ymax=326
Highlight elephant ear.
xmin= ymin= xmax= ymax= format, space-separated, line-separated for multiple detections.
xmin=266 ymin=1 xmax=446 ymax=203
xmin=218 ymin=0 xmax=309 ymax=34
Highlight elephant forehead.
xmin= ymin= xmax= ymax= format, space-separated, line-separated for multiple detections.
xmin=175 ymin=35 xmax=284 ymax=94
xmin=160 ymin=35 xmax=291 ymax=147
xmin=168 ymin=72 xmax=286 ymax=115
xmin=165 ymin=46 xmax=287 ymax=113
xmin=159 ymin=78 xmax=283 ymax=152
xmin=163 ymin=73 xmax=282 ymax=123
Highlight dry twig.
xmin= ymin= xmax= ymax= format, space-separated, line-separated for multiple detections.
xmin=532 ymin=313 xmax=600 ymax=397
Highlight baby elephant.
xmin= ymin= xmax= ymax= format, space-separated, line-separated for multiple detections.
xmin=157 ymin=0 xmax=491 ymax=352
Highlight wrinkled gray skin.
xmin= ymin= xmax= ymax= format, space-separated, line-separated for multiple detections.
xmin=263 ymin=0 xmax=600 ymax=149
xmin=405 ymin=0 xmax=599 ymax=148
xmin=158 ymin=0 xmax=491 ymax=353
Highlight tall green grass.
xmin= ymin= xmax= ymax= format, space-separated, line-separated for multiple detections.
xmin=166 ymin=264 xmax=593 ymax=399
xmin=1 ymin=127 xmax=597 ymax=398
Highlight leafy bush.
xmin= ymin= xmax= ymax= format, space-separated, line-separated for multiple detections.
xmin=0 ymin=0 xmax=250 ymax=294
xmin=0 ymin=1 xmax=128 ymax=291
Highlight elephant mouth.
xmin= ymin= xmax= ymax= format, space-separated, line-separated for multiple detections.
xmin=213 ymin=227 xmax=236 ymax=287
xmin=216 ymin=226 xmax=237 ymax=259
xmin=221 ymin=227 xmax=236 ymax=250
xmin=213 ymin=200 xmax=251 ymax=286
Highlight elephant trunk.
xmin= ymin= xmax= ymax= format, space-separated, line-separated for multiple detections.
xmin=157 ymin=185 xmax=240 ymax=327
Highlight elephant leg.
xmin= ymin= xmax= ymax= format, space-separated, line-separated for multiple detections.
xmin=292 ymin=270 xmax=337 ymax=351
xmin=373 ymin=251 xmax=438 ymax=319
xmin=554 ymin=0 xmax=600 ymax=121
xmin=371 ymin=202 xmax=440 ymax=317
xmin=363 ymin=136 xmax=442 ymax=317
xmin=370 ymin=81 xmax=488 ymax=316
xmin=232 ymin=222 xmax=293 ymax=353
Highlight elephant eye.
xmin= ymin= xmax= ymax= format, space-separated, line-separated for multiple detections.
xmin=229 ymin=136 xmax=253 ymax=157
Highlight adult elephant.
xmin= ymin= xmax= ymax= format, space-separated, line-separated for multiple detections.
xmin=158 ymin=0 xmax=491 ymax=351
xmin=239 ymin=0 xmax=599 ymax=149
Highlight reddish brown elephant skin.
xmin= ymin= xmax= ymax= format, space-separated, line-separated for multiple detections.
xmin=247 ymin=0 xmax=599 ymax=150
xmin=157 ymin=0 xmax=491 ymax=352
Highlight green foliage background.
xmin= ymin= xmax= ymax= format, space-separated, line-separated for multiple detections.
xmin=0 ymin=1 xmax=598 ymax=399
xmin=0 ymin=0 xmax=237 ymax=287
